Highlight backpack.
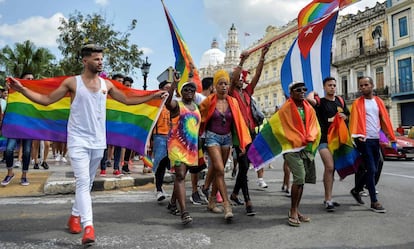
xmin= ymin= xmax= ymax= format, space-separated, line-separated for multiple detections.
xmin=250 ymin=97 xmax=265 ymax=126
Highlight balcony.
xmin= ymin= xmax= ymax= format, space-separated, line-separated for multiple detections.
xmin=343 ymin=87 xmax=390 ymax=103
xmin=333 ymin=41 xmax=388 ymax=65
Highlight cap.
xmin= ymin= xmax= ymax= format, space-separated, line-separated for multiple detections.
xmin=158 ymin=80 xmax=169 ymax=89
xmin=288 ymin=81 xmax=305 ymax=92
xmin=179 ymin=81 xmax=197 ymax=96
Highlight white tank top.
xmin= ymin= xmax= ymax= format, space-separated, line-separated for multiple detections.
xmin=67 ymin=75 xmax=107 ymax=149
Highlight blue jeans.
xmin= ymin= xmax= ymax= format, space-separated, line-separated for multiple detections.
xmin=152 ymin=134 xmax=168 ymax=173
xmin=6 ymin=138 xmax=32 ymax=172
xmin=354 ymin=139 xmax=380 ymax=203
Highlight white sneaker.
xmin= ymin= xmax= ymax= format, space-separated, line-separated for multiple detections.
xmin=55 ymin=154 xmax=61 ymax=162
xmin=257 ymin=179 xmax=268 ymax=188
xmin=61 ymin=156 xmax=67 ymax=163
xmin=14 ymin=161 xmax=22 ymax=168
xmin=156 ymin=191 xmax=166 ymax=202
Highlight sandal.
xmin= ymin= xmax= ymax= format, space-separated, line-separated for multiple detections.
xmin=167 ymin=202 xmax=180 ymax=216
xmin=181 ymin=211 xmax=193 ymax=225
xmin=298 ymin=214 xmax=311 ymax=223
xmin=288 ymin=211 xmax=301 ymax=227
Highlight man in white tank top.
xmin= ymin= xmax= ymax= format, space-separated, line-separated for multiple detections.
xmin=8 ymin=44 xmax=167 ymax=246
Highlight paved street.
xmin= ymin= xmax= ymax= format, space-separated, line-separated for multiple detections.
xmin=0 ymin=155 xmax=413 ymax=249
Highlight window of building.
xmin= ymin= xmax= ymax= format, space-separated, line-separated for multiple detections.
xmin=375 ymin=67 xmax=384 ymax=90
xmin=273 ymin=93 xmax=277 ymax=107
xmin=341 ymin=76 xmax=348 ymax=99
xmin=341 ymin=39 xmax=347 ymax=56
xmin=399 ymin=16 xmax=408 ymax=37
xmin=265 ymin=95 xmax=269 ymax=108
xmin=398 ymin=58 xmax=413 ymax=93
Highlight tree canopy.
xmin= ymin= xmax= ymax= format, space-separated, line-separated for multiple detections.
xmin=0 ymin=40 xmax=58 ymax=80
xmin=57 ymin=11 xmax=142 ymax=77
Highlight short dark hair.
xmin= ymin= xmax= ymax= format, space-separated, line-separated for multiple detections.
xmin=111 ymin=73 xmax=124 ymax=80
xmin=123 ymin=76 xmax=134 ymax=84
xmin=202 ymin=77 xmax=213 ymax=91
xmin=357 ymin=76 xmax=373 ymax=84
xmin=81 ymin=44 xmax=103 ymax=58
xmin=323 ymin=76 xmax=336 ymax=86
xmin=20 ymin=72 xmax=34 ymax=79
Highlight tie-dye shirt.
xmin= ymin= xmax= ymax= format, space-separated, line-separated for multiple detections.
xmin=168 ymin=101 xmax=201 ymax=167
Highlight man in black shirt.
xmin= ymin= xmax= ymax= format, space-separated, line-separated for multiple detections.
xmin=307 ymin=77 xmax=349 ymax=212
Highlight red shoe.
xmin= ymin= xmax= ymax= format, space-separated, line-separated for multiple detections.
xmin=82 ymin=225 xmax=95 ymax=245
xmin=67 ymin=215 xmax=82 ymax=234
xmin=99 ymin=170 xmax=106 ymax=177
xmin=216 ymin=192 xmax=223 ymax=203
xmin=113 ymin=169 xmax=123 ymax=176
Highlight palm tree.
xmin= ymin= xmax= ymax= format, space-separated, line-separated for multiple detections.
xmin=0 ymin=40 xmax=59 ymax=78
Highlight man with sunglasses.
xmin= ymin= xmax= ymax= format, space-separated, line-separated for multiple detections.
xmin=283 ymin=81 xmax=320 ymax=227
xmin=7 ymin=44 xmax=167 ymax=245
xmin=306 ymin=77 xmax=349 ymax=212
xmin=348 ymin=76 xmax=396 ymax=213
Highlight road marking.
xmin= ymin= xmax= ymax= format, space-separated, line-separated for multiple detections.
xmin=382 ymin=172 xmax=414 ymax=179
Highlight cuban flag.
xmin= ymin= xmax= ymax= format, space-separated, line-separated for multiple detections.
xmin=281 ymin=11 xmax=338 ymax=97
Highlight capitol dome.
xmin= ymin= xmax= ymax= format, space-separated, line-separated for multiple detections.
xmin=199 ymin=39 xmax=225 ymax=68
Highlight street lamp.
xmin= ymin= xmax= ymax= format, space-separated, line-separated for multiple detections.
xmin=140 ymin=56 xmax=151 ymax=90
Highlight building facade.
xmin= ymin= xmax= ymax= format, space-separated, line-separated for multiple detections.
xmin=386 ymin=0 xmax=414 ymax=126
xmin=332 ymin=2 xmax=390 ymax=111
xmin=243 ymin=21 xmax=297 ymax=117
xmin=198 ymin=24 xmax=240 ymax=79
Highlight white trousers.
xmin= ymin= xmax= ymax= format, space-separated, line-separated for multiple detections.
xmin=68 ymin=146 xmax=104 ymax=228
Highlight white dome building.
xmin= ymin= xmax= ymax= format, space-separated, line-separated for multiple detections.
xmin=199 ymin=39 xmax=225 ymax=68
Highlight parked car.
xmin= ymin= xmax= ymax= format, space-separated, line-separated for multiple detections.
xmin=380 ymin=132 xmax=414 ymax=160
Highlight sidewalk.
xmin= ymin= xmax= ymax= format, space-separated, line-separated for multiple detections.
xmin=0 ymin=157 xmax=174 ymax=198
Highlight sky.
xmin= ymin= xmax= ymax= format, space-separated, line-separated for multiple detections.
xmin=0 ymin=0 xmax=383 ymax=90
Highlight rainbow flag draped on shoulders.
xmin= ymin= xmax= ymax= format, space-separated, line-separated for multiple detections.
xmin=2 ymin=77 xmax=165 ymax=156
xmin=248 ymin=98 xmax=321 ymax=170
xmin=327 ymin=113 xmax=361 ymax=179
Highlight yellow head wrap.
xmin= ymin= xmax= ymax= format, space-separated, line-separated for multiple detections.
xmin=213 ymin=69 xmax=230 ymax=87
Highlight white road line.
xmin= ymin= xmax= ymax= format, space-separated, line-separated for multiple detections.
xmin=382 ymin=172 xmax=414 ymax=179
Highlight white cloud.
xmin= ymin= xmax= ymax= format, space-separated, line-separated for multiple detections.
xmin=140 ymin=47 xmax=153 ymax=56
xmin=204 ymin=0 xmax=384 ymax=42
xmin=95 ymin=0 xmax=109 ymax=6
xmin=0 ymin=12 xmax=65 ymax=48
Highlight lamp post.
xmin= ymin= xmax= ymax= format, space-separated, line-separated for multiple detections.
xmin=140 ymin=56 xmax=151 ymax=90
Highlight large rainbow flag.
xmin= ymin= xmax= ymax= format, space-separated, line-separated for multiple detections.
xmin=2 ymin=77 xmax=165 ymax=156
xmin=161 ymin=0 xmax=201 ymax=92
xmin=327 ymin=113 xmax=361 ymax=179
xmin=298 ymin=0 xmax=361 ymax=30
xmin=248 ymin=98 xmax=321 ymax=170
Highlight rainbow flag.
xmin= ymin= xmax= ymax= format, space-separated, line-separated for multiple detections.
xmin=327 ymin=113 xmax=361 ymax=179
xmin=161 ymin=0 xmax=201 ymax=92
xmin=298 ymin=0 xmax=360 ymax=30
xmin=248 ymin=98 xmax=321 ymax=170
xmin=2 ymin=77 xmax=165 ymax=156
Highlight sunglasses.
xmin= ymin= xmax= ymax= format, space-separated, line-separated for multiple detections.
xmin=182 ymin=87 xmax=195 ymax=93
xmin=293 ymin=87 xmax=308 ymax=93
xmin=220 ymin=113 xmax=226 ymax=125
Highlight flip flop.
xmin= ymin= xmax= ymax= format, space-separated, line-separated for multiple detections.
xmin=288 ymin=211 xmax=301 ymax=227
xmin=298 ymin=214 xmax=311 ymax=223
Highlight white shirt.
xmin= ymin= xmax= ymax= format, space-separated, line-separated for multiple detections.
xmin=365 ymin=98 xmax=380 ymax=139
xmin=67 ymin=75 xmax=107 ymax=149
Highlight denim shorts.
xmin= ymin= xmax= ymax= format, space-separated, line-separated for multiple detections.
xmin=204 ymin=130 xmax=232 ymax=147
xmin=318 ymin=142 xmax=328 ymax=151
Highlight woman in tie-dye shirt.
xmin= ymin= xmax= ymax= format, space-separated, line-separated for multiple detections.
xmin=165 ymin=79 xmax=200 ymax=225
